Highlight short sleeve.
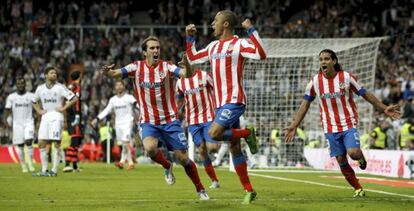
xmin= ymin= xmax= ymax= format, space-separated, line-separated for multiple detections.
xmin=121 ymin=62 xmax=139 ymax=79
xmin=304 ymin=80 xmax=316 ymax=101
xmin=350 ymin=73 xmax=366 ymax=96
xmin=167 ymin=62 xmax=181 ymax=78
xmin=32 ymin=87 xmax=40 ymax=103
xmin=60 ymin=85 xmax=75 ymax=101
xmin=176 ymin=79 xmax=184 ymax=99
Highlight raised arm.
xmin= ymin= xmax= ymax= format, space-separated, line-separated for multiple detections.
xmin=100 ymin=64 xmax=123 ymax=78
xmin=284 ymin=100 xmax=312 ymax=142
xmin=361 ymin=92 xmax=400 ymax=120
xmin=240 ymin=19 xmax=267 ymax=60
xmin=185 ymin=24 xmax=211 ymax=65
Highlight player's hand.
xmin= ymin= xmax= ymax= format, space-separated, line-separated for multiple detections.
xmin=242 ymin=19 xmax=253 ymax=30
xmin=283 ymin=126 xmax=297 ymax=142
xmin=186 ymin=24 xmax=197 ymax=36
xmin=384 ymin=104 xmax=401 ymax=120
xmin=100 ymin=64 xmax=115 ymax=75
xmin=37 ymin=109 xmax=47 ymax=115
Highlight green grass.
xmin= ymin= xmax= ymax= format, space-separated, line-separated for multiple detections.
xmin=0 ymin=163 xmax=413 ymax=211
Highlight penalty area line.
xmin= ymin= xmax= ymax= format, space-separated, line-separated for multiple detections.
xmin=249 ymin=173 xmax=414 ymax=199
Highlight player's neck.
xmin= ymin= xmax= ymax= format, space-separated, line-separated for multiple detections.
xmin=46 ymin=80 xmax=56 ymax=88
xmin=219 ymin=30 xmax=234 ymax=41
xmin=17 ymin=90 xmax=26 ymax=95
xmin=323 ymin=70 xmax=337 ymax=78
xmin=117 ymin=92 xmax=125 ymax=97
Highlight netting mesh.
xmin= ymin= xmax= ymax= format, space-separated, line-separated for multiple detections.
xmin=239 ymin=38 xmax=384 ymax=166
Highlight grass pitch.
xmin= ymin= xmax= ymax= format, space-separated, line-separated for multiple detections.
xmin=0 ymin=163 xmax=412 ymax=210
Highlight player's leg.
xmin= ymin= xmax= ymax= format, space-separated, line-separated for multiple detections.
xmin=124 ymin=126 xmax=134 ymax=170
xmin=208 ymin=104 xmax=258 ymax=154
xmin=200 ymin=123 xmax=220 ymax=188
xmin=71 ymin=137 xmax=82 ymax=171
xmin=16 ymin=143 xmax=27 ymax=172
xmin=229 ymin=139 xmax=256 ymax=204
xmin=12 ymin=123 xmax=27 ymax=172
xmin=24 ymin=139 xmax=35 ymax=172
xmin=115 ymin=126 xmax=126 ymax=168
xmin=326 ymin=132 xmax=363 ymax=196
xmin=344 ymin=128 xmax=367 ymax=170
xmin=33 ymin=119 xmax=50 ymax=176
xmin=51 ymin=140 xmax=62 ymax=176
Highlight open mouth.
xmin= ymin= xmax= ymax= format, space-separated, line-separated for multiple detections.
xmin=153 ymin=55 xmax=159 ymax=60
xmin=322 ymin=65 xmax=328 ymax=70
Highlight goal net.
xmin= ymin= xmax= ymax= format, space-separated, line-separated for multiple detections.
xmin=239 ymin=37 xmax=384 ymax=167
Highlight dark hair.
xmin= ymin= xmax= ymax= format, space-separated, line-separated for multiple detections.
xmin=319 ymin=49 xmax=341 ymax=71
xmin=44 ymin=66 xmax=57 ymax=75
xmin=141 ymin=36 xmax=160 ymax=52
xmin=70 ymin=71 xmax=81 ymax=80
xmin=219 ymin=10 xmax=237 ymax=29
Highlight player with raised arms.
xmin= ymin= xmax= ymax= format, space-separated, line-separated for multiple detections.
xmin=100 ymin=36 xmax=209 ymax=200
xmin=185 ymin=10 xmax=267 ymax=204
xmin=284 ymin=49 xmax=401 ymax=197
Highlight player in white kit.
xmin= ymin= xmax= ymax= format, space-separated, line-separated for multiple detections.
xmin=3 ymin=76 xmax=36 ymax=173
xmin=93 ymin=80 xmax=137 ymax=170
xmin=32 ymin=67 xmax=78 ymax=177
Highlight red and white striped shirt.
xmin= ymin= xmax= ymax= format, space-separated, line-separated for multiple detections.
xmin=122 ymin=60 xmax=181 ymax=125
xmin=186 ymin=27 xmax=266 ymax=108
xmin=304 ymin=70 xmax=366 ymax=133
xmin=176 ymin=70 xmax=215 ymax=125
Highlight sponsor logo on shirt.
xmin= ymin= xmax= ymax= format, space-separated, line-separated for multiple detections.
xmin=138 ymin=81 xmax=164 ymax=88
xmin=15 ymin=103 xmax=30 ymax=108
xmin=43 ymin=98 xmax=57 ymax=103
xmin=184 ymin=87 xmax=201 ymax=95
xmin=114 ymin=105 xmax=127 ymax=110
xmin=211 ymin=52 xmax=233 ymax=60
xmin=320 ymin=92 xmax=345 ymax=99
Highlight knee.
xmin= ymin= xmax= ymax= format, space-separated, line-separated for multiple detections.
xmin=175 ymin=151 xmax=189 ymax=165
xmin=207 ymin=144 xmax=220 ymax=153
xmin=335 ymin=155 xmax=348 ymax=165
xmin=347 ymin=149 xmax=362 ymax=160
xmin=145 ymin=145 xmax=157 ymax=157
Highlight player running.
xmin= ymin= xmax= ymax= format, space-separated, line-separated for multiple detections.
xmin=32 ymin=67 xmax=78 ymax=177
xmin=100 ymin=36 xmax=209 ymax=200
xmin=93 ymin=80 xmax=136 ymax=170
xmin=176 ymin=54 xmax=221 ymax=189
xmin=284 ymin=49 xmax=401 ymax=197
xmin=185 ymin=10 xmax=266 ymax=204
xmin=3 ymin=76 xmax=36 ymax=173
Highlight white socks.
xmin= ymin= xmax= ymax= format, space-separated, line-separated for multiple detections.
xmin=27 ymin=145 xmax=34 ymax=166
xmin=126 ymin=144 xmax=133 ymax=165
xmin=17 ymin=146 xmax=26 ymax=168
xmin=51 ymin=147 xmax=61 ymax=173
xmin=40 ymin=148 xmax=49 ymax=173
xmin=214 ymin=143 xmax=229 ymax=165
xmin=120 ymin=144 xmax=128 ymax=164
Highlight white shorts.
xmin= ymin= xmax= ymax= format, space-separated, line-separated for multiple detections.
xmin=38 ymin=118 xmax=64 ymax=141
xmin=115 ymin=124 xmax=133 ymax=143
xmin=12 ymin=122 xmax=34 ymax=145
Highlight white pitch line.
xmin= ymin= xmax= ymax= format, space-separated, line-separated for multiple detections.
xmin=248 ymin=169 xmax=339 ymax=173
xmin=249 ymin=173 xmax=414 ymax=199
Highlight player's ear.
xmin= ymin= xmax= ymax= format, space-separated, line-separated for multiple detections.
xmin=223 ymin=21 xmax=229 ymax=28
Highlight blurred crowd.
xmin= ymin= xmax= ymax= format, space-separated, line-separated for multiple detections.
xmin=0 ymin=0 xmax=413 ymax=155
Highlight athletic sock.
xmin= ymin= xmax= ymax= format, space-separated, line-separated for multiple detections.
xmin=40 ymin=148 xmax=49 ymax=173
xmin=150 ymin=150 xmax=171 ymax=169
xmin=233 ymin=153 xmax=253 ymax=192
xmin=51 ymin=147 xmax=61 ymax=173
xmin=17 ymin=146 xmax=26 ymax=167
xmin=340 ymin=162 xmax=362 ymax=190
xmin=184 ymin=159 xmax=204 ymax=192
xmin=126 ymin=143 xmax=133 ymax=165
xmin=203 ymin=158 xmax=218 ymax=182
xmin=27 ymin=145 xmax=34 ymax=166
xmin=120 ymin=144 xmax=128 ymax=164
xmin=223 ymin=129 xmax=251 ymax=141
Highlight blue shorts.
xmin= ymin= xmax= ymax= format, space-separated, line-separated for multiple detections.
xmin=140 ymin=120 xmax=188 ymax=151
xmin=214 ymin=103 xmax=245 ymax=129
xmin=188 ymin=122 xmax=219 ymax=147
xmin=325 ymin=128 xmax=361 ymax=157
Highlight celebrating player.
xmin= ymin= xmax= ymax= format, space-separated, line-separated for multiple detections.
xmin=32 ymin=67 xmax=78 ymax=177
xmin=93 ymin=80 xmax=136 ymax=170
xmin=63 ymin=71 xmax=83 ymax=173
xmin=3 ymin=76 xmax=36 ymax=173
xmin=176 ymin=54 xmax=221 ymax=189
xmin=284 ymin=49 xmax=401 ymax=197
xmin=185 ymin=10 xmax=266 ymax=203
xmin=100 ymin=36 xmax=209 ymax=200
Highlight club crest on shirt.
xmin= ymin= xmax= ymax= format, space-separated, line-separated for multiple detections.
xmin=159 ymin=71 xmax=165 ymax=78
xmin=339 ymin=82 xmax=346 ymax=89
xmin=228 ymin=43 xmax=234 ymax=51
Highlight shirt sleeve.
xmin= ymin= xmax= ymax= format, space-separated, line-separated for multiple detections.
xmin=61 ymin=84 xmax=76 ymax=101
xmin=121 ymin=62 xmax=139 ymax=79
xmin=5 ymin=94 xmax=12 ymax=109
xmin=206 ymin=71 xmax=214 ymax=88
xmin=239 ymin=27 xmax=267 ymax=60
xmin=32 ymin=87 xmax=40 ymax=103
xmin=97 ymin=98 xmax=113 ymax=120
xmin=166 ymin=62 xmax=181 ymax=78
xmin=304 ymin=80 xmax=316 ymax=102
xmin=349 ymin=74 xmax=366 ymax=96
xmin=186 ymin=37 xmax=213 ymax=65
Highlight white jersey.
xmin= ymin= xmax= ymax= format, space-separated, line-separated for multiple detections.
xmin=5 ymin=92 xmax=35 ymax=125
xmin=97 ymin=93 xmax=136 ymax=125
xmin=33 ymin=82 xmax=76 ymax=120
